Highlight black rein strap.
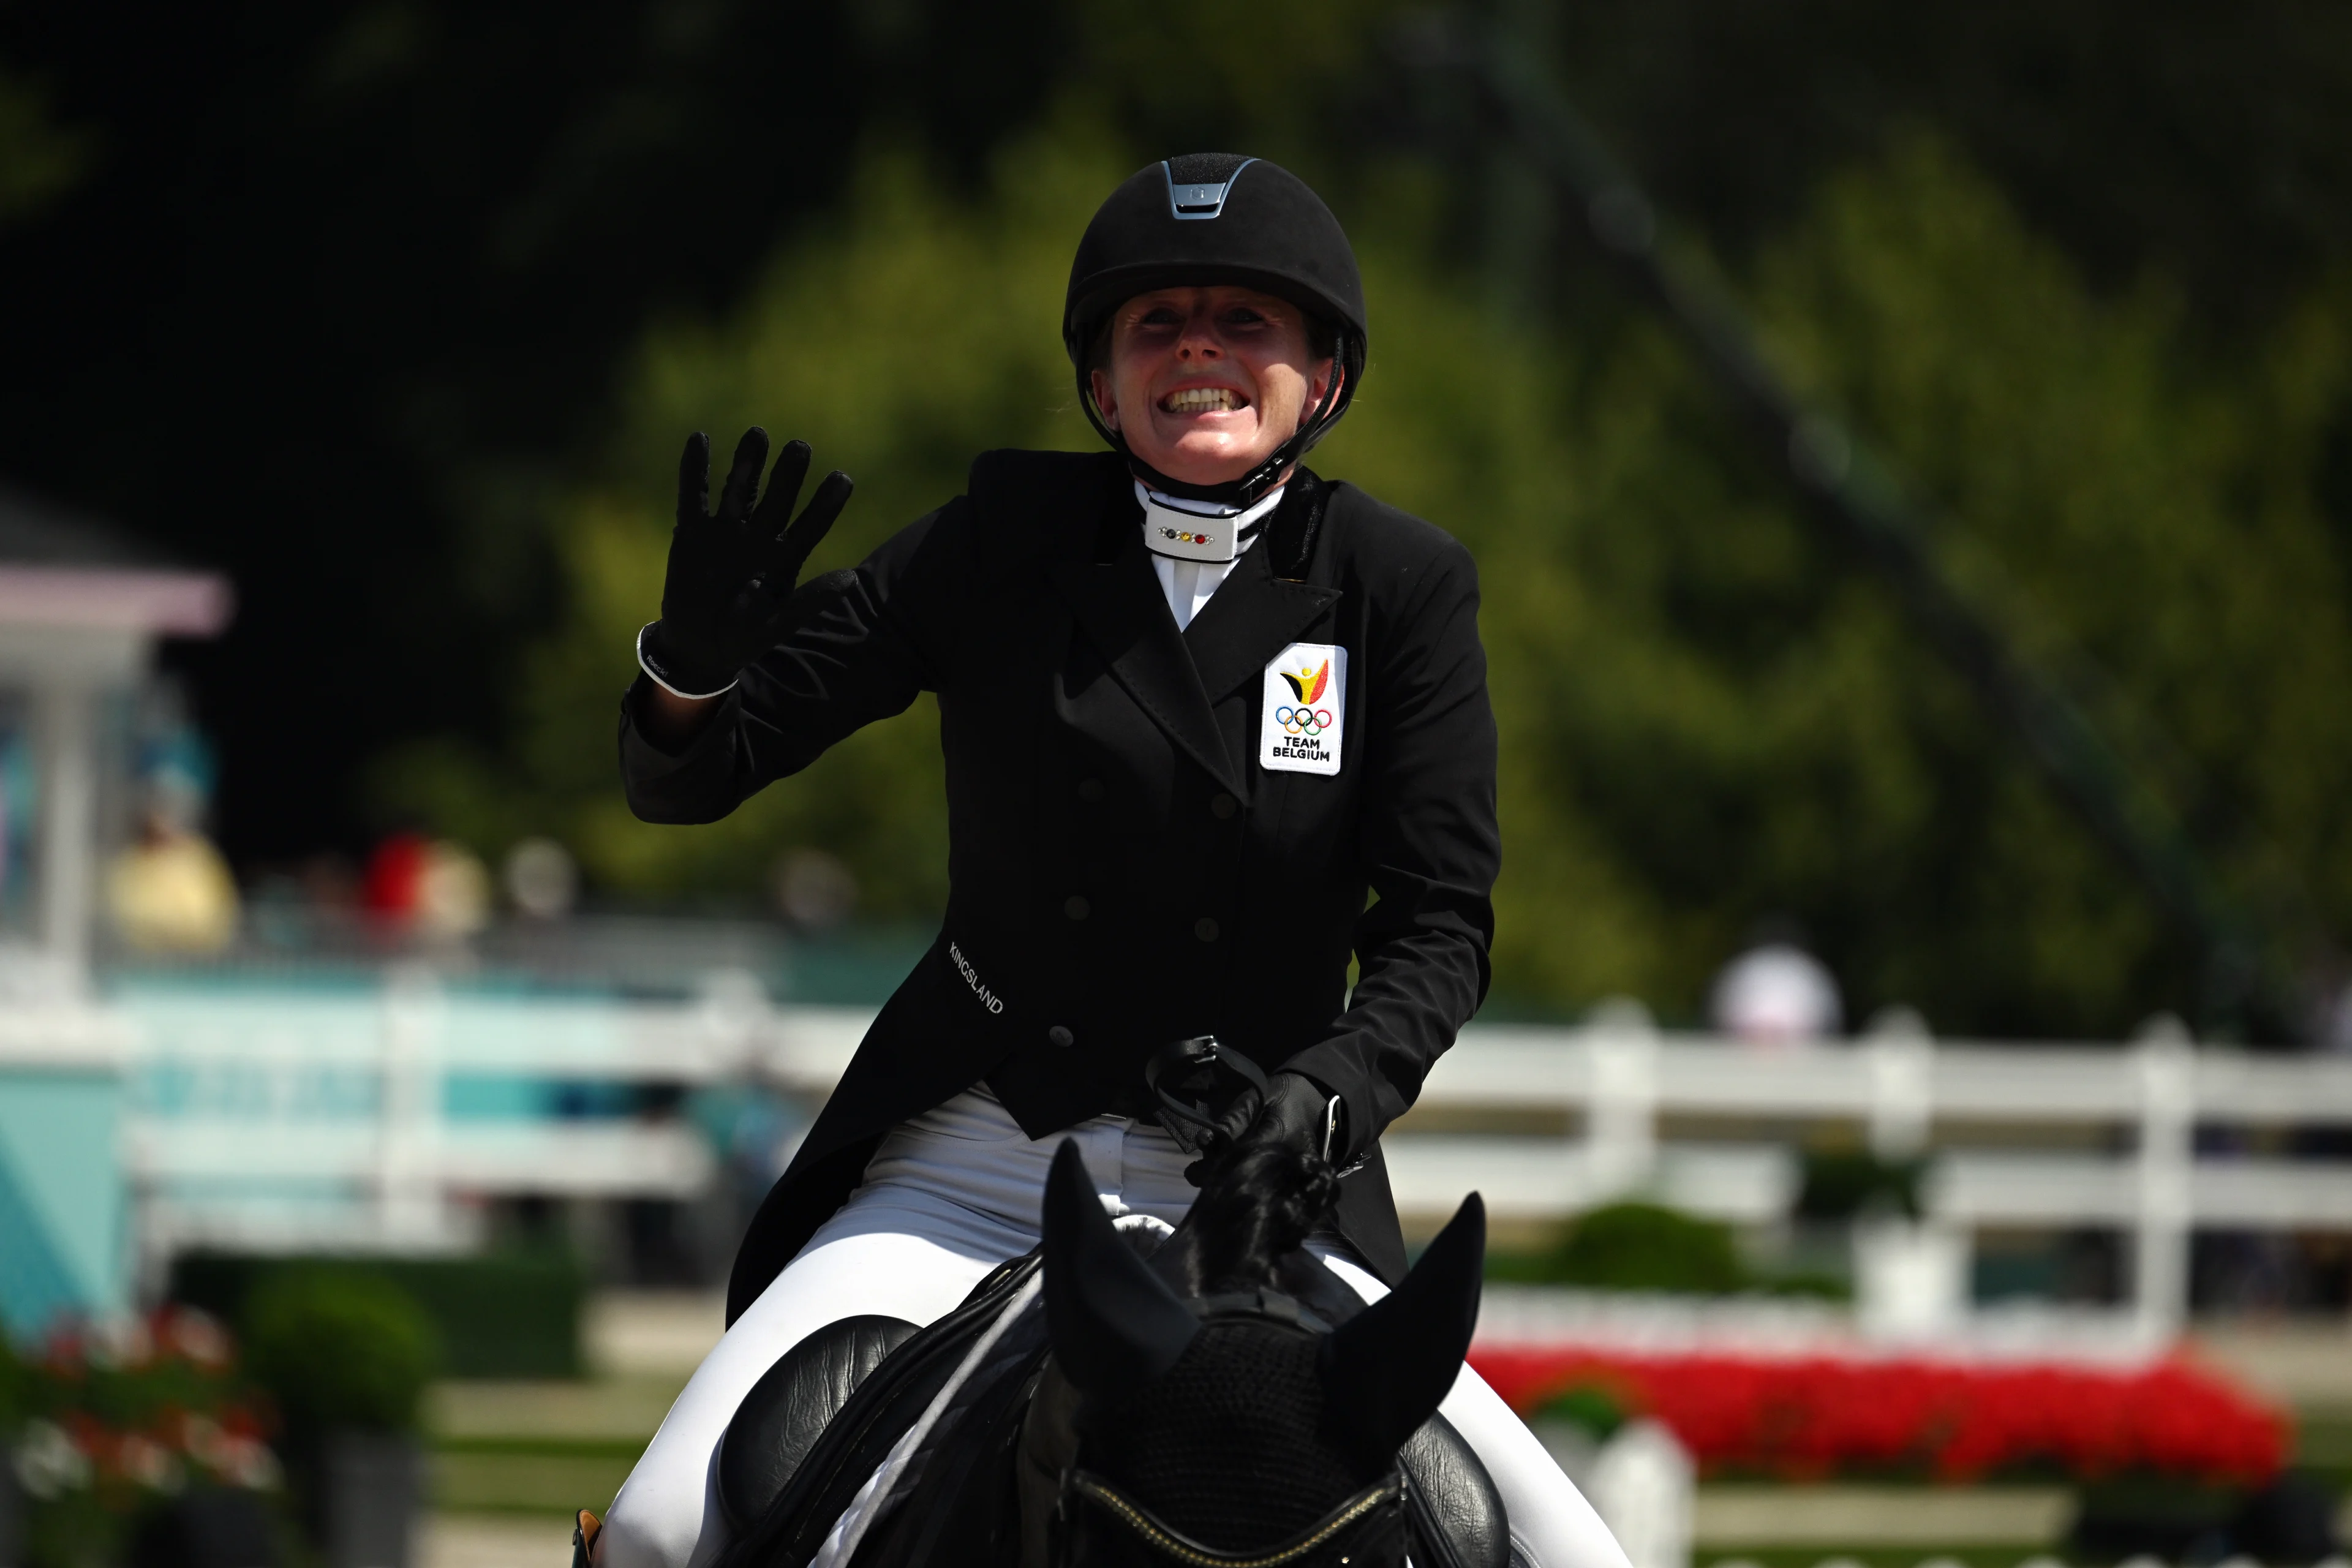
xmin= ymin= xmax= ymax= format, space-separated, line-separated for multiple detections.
xmin=1143 ymin=1036 xmax=1272 ymax=1152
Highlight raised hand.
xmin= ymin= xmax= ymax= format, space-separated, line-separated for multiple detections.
xmin=637 ymin=428 xmax=853 ymax=698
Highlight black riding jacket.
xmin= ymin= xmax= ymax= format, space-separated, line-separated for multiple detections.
xmin=619 ymin=450 xmax=1500 ymax=1319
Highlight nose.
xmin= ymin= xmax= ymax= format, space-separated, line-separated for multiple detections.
xmin=1175 ymin=304 xmax=1223 ymax=361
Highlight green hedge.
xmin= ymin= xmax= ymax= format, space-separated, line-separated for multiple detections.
xmin=170 ymin=1250 xmax=585 ymax=1380
xmin=1486 ymin=1201 xmax=1748 ymax=1292
xmin=243 ymin=1269 xmax=440 ymax=1431
xmin=1485 ymin=1200 xmax=1849 ymax=1298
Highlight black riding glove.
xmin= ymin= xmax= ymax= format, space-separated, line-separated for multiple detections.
xmin=1184 ymin=1070 xmax=1343 ymax=1186
xmin=637 ymin=428 xmax=853 ymax=698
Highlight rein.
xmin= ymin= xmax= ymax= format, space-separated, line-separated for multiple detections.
xmin=1143 ymin=1036 xmax=1270 ymax=1156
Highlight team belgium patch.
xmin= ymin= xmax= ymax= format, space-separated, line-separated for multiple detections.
xmin=1258 ymin=642 xmax=1346 ymax=775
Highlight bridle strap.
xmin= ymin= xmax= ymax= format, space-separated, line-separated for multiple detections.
xmin=1061 ymin=1471 xmax=1401 ymax=1567
xmin=1185 ymin=1289 xmax=1328 ymax=1332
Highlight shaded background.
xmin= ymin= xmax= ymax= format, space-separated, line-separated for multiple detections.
xmin=6 ymin=0 xmax=2352 ymax=1039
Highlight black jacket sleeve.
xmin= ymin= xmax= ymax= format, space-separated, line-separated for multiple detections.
xmin=1281 ymin=537 xmax=1500 ymax=1162
xmin=619 ymin=499 xmax=974 ymax=823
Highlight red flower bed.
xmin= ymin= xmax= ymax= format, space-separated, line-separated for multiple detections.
xmin=9 ymin=1306 xmax=282 ymax=1568
xmin=1469 ymin=1344 xmax=2287 ymax=1485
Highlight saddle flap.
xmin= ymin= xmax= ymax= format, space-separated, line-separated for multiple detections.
xmin=1401 ymin=1412 xmax=1512 ymax=1568
xmin=713 ymin=1254 xmax=1047 ymax=1568
xmin=715 ymin=1315 xmax=919 ymax=1531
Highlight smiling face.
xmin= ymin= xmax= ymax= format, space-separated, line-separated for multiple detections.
xmin=1088 ymin=285 xmax=1337 ymax=491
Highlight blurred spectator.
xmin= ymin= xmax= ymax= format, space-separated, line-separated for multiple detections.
xmin=502 ymin=836 xmax=578 ymax=919
xmin=363 ymin=832 xmax=491 ymax=940
xmin=107 ymin=737 xmax=239 ymax=956
xmin=108 ymin=807 xmax=239 ymax=953
xmin=1709 ymin=937 xmax=1844 ymax=1044
xmin=107 ymin=696 xmax=239 ymax=953
xmin=361 ymin=832 xmax=428 ymax=918
xmin=416 ymin=846 xmax=491 ymax=938
xmin=774 ymin=846 xmax=857 ymax=929
xmin=303 ymin=854 xmax=361 ymax=910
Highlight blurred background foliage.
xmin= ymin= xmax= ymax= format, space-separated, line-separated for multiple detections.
xmin=5 ymin=1 xmax=2352 ymax=1036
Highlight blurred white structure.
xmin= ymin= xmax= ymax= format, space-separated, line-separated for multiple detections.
xmin=0 ymin=484 xmax=231 ymax=992
xmin=1588 ymin=1420 xmax=1695 ymax=1568
xmin=109 ymin=969 xmax=867 ymax=1270
xmin=1387 ymin=1003 xmax=2352 ymax=1342
xmin=1852 ymin=1216 xmax=1971 ymax=1341
xmin=4 ymin=963 xmax=2352 ymax=1344
xmin=1532 ymin=1409 xmax=1694 ymax=1568
xmin=0 ymin=486 xmax=228 ymax=1332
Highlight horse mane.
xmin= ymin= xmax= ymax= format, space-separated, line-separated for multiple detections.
xmin=1181 ymin=1142 xmax=1341 ymax=1296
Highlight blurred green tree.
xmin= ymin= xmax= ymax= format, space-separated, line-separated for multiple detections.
xmin=393 ymin=118 xmax=2352 ymax=1036
xmin=378 ymin=129 xmax=1123 ymax=914
xmin=1333 ymin=133 xmax=2352 ymax=1033
xmin=10 ymin=0 xmax=2352 ymax=914
xmin=0 ymin=66 xmax=86 ymax=224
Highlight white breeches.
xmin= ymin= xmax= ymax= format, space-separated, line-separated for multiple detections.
xmin=600 ymin=1088 xmax=1629 ymax=1568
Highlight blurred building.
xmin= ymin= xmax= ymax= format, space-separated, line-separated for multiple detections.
xmin=0 ymin=484 xmax=230 ymax=1335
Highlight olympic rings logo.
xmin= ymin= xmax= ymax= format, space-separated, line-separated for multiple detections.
xmin=1276 ymin=705 xmax=1335 ymax=736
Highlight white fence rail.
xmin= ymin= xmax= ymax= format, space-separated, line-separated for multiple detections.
xmin=9 ymin=979 xmax=2352 ymax=1333
xmin=105 ymin=971 xmax=873 ymax=1261
xmin=1389 ymin=1005 xmax=2352 ymax=1335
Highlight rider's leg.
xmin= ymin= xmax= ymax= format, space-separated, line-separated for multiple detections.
xmin=599 ymin=1088 xmax=1194 ymax=1568
xmin=1310 ymin=1247 xmax=1634 ymax=1568
xmin=597 ymin=1226 xmax=996 ymax=1568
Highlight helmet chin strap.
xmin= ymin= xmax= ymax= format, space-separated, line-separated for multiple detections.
xmin=1085 ymin=348 xmax=1355 ymax=508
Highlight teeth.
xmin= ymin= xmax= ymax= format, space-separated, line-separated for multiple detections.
xmin=1163 ymin=387 xmax=1243 ymax=413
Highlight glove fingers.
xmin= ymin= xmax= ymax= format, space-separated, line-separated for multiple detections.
xmin=1210 ymin=1086 xmax=1264 ymax=1149
xmin=753 ymin=440 xmax=813 ymax=533
xmin=717 ymin=428 xmax=771 ymax=523
xmin=676 ymin=432 xmax=712 ymax=526
xmin=768 ymin=469 xmax=854 ymax=582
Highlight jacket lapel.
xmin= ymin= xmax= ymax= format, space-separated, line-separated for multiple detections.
xmin=1182 ymin=540 xmax=1343 ymax=706
xmin=1048 ymin=526 xmax=1243 ymax=795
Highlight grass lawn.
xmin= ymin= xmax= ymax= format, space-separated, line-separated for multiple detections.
xmin=427 ymin=1374 xmax=684 ymax=1520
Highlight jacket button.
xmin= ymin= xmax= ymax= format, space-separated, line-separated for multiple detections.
xmin=1077 ymin=778 xmax=1105 ymax=804
xmin=1194 ymin=917 xmax=1219 ymax=942
xmin=1209 ymin=792 xmax=1238 ymax=820
xmin=1065 ymin=895 xmax=1091 ymax=921
xmin=1048 ymin=1025 xmax=1075 ymax=1049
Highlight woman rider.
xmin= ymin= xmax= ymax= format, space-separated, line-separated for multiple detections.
xmin=601 ymin=154 xmax=1629 ymax=1568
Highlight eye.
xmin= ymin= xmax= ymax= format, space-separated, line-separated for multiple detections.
xmin=1137 ymin=306 xmax=1183 ymax=328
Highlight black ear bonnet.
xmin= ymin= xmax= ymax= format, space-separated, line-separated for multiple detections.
xmin=1064 ymin=153 xmax=1369 ymax=504
xmin=1041 ymin=1140 xmax=1200 ymax=1395
xmin=1038 ymin=1141 xmax=1485 ymax=1563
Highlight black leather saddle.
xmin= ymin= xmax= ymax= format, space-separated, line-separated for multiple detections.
xmin=709 ymin=1251 xmax=1518 ymax=1568
xmin=716 ymin=1314 xmax=921 ymax=1534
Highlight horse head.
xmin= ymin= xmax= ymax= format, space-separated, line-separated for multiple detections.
xmin=1035 ymin=1138 xmax=1485 ymax=1567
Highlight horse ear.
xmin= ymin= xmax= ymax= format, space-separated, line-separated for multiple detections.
xmin=1319 ymin=1193 xmax=1485 ymax=1468
xmin=1042 ymin=1139 xmax=1199 ymax=1398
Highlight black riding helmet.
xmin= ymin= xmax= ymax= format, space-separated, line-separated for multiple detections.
xmin=1065 ymin=154 xmax=1368 ymax=507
